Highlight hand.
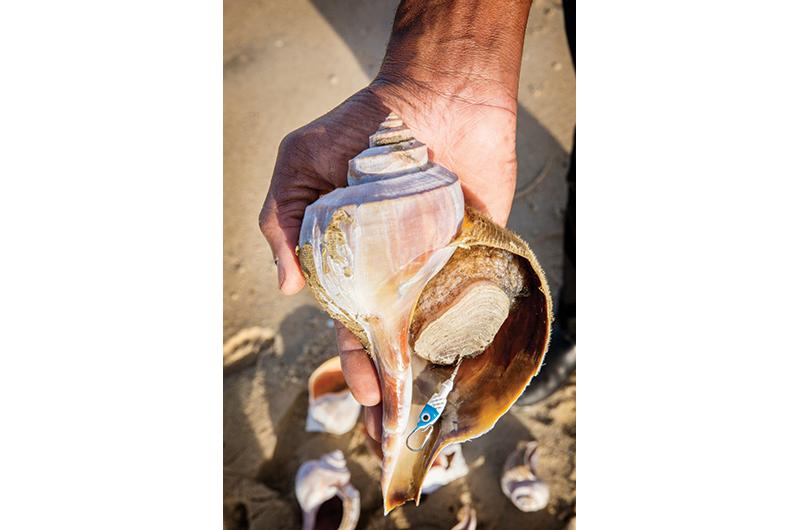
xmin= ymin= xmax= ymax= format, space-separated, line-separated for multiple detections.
xmin=259 ymin=77 xmax=519 ymax=440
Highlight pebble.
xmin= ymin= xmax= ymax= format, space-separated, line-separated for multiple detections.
xmin=528 ymin=83 xmax=544 ymax=98
xmin=328 ymin=74 xmax=339 ymax=85
xmin=274 ymin=39 xmax=285 ymax=48
xmin=552 ymin=61 xmax=563 ymax=71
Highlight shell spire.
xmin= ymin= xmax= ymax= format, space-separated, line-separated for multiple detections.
xmin=369 ymin=113 xmax=412 ymax=146
xmin=346 ymin=114 xmax=437 ymax=186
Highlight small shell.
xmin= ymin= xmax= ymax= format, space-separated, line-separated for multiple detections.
xmin=295 ymin=450 xmax=360 ymax=530
xmin=501 ymin=440 xmax=550 ymax=512
xmin=450 ymin=503 xmax=478 ymax=530
xmin=421 ymin=444 xmax=469 ymax=495
xmin=306 ymin=356 xmax=361 ymax=435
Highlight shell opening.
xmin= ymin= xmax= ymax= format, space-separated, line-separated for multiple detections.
xmin=409 ymin=246 xmax=531 ymax=366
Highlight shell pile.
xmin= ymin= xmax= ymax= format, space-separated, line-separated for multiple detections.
xmin=299 ymin=113 xmax=552 ymax=512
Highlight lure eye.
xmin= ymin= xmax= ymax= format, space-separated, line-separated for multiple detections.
xmin=421 ymin=413 xmax=431 ymax=422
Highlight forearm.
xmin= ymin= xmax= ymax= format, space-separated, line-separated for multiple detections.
xmin=375 ymin=0 xmax=532 ymax=110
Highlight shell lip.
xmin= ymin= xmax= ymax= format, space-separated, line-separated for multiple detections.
xmin=384 ymin=277 xmax=552 ymax=513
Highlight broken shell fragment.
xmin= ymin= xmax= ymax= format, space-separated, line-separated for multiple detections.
xmin=501 ymin=440 xmax=550 ymax=512
xmin=450 ymin=503 xmax=478 ymax=530
xmin=294 ymin=450 xmax=360 ymax=530
xmin=306 ymin=356 xmax=361 ymax=435
xmin=298 ymin=113 xmax=552 ymax=513
xmin=420 ymin=444 xmax=469 ymax=495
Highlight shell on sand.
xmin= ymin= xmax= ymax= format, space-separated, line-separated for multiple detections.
xmin=451 ymin=503 xmax=478 ymax=530
xmin=306 ymin=356 xmax=361 ymax=435
xmin=298 ymin=113 xmax=552 ymax=513
xmin=421 ymin=444 xmax=469 ymax=495
xmin=501 ymin=440 xmax=550 ymax=512
xmin=295 ymin=450 xmax=360 ymax=530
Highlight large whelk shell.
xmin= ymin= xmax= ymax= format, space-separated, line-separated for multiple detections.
xmin=306 ymin=356 xmax=361 ymax=435
xmin=294 ymin=450 xmax=361 ymax=530
xmin=501 ymin=440 xmax=550 ymax=512
xmin=298 ymin=113 xmax=552 ymax=513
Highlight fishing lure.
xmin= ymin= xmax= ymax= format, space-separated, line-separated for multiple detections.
xmin=405 ymin=362 xmax=461 ymax=452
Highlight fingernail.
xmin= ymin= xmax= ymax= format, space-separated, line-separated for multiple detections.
xmin=277 ymin=265 xmax=285 ymax=289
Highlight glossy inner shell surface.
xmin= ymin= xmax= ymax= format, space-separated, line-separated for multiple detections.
xmin=309 ymin=357 xmax=349 ymax=399
xmin=382 ymin=208 xmax=551 ymax=510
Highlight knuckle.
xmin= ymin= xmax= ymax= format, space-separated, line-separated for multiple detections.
xmin=278 ymin=129 xmax=303 ymax=154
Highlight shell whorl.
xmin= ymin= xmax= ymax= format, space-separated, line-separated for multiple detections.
xmin=346 ymin=113 xmax=444 ymax=186
xmin=369 ymin=113 xmax=413 ymax=146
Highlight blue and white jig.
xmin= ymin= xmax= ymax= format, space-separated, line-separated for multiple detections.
xmin=405 ymin=362 xmax=461 ymax=452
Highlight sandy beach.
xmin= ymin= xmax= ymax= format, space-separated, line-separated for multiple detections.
xmin=224 ymin=0 xmax=576 ymax=527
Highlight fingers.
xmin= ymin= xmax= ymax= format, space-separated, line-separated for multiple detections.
xmin=336 ymin=322 xmax=381 ymax=441
xmin=364 ymin=403 xmax=383 ymax=441
xmin=336 ymin=322 xmax=381 ymax=407
xmin=259 ymin=200 xmax=306 ymax=295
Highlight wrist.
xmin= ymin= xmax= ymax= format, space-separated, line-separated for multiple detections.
xmin=374 ymin=0 xmax=531 ymax=115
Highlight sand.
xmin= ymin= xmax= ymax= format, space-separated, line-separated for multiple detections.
xmin=224 ymin=0 xmax=575 ymax=528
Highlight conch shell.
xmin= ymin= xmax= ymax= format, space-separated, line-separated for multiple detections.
xmin=298 ymin=113 xmax=552 ymax=512
xmin=306 ymin=356 xmax=361 ymax=435
xmin=501 ymin=440 xmax=550 ymax=512
xmin=294 ymin=450 xmax=360 ymax=530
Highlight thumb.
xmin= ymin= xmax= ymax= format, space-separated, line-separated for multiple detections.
xmin=259 ymin=201 xmax=306 ymax=295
